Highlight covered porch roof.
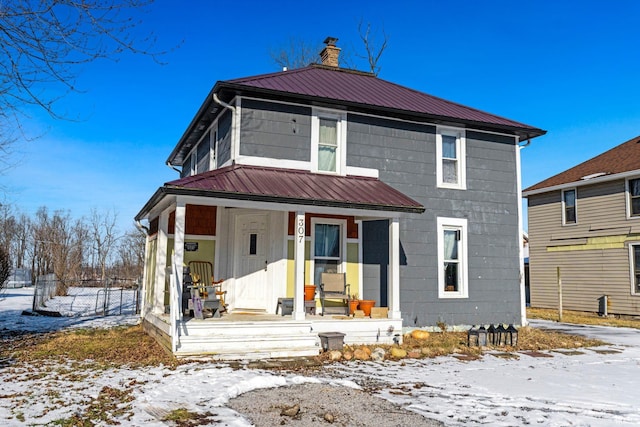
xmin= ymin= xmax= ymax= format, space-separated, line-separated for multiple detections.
xmin=135 ymin=164 xmax=425 ymax=221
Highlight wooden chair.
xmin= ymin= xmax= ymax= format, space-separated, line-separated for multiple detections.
xmin=188 ymin=261 xmax=227 ymax=314
xmin=319 ymin=272 xmax=350 ymax=316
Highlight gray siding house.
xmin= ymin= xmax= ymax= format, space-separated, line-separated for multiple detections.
xmin=524 ymin=135 xmax=640 ymax=316
xmin=136 ymin=39 xmax=545 ymax=358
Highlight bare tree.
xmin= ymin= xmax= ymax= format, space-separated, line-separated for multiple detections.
xmin=269 ymin=22 xmax=388 ymax=75
xmin=0 ymin=0 xmax=167 ymax=151
xmin=0 ymin=246 xmax=10 ymax=290
xmin=270 ymin=37 xmax=323 ymax=70
xmin=89 ymin=208 xmax=119 ymax=281
xmin=115 ymin=226 xmax=146 ymax=279
xmin=30 ymin=207 xmax=85 ymax=295
xmin=356 ymin=21 xmax=389 ymax=76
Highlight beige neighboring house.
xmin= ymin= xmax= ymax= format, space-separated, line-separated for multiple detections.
xmin=524 ymin=135 xmax=640 ymax=316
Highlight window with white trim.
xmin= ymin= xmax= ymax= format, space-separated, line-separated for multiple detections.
xmin=311 ymin=110 xmax=346 ymax=174
xmin=562 ymin=188 xmax=577 ymax=225
xmin=437 ymin=217 xmax=468 ymax=298
xmin=628 ymin=243 xmax=640 ymax=294
xmin=628 ymin=178 xmax=640 ymax=217
xmin=436 ymin=127 xmax=466 ymax=189
xmin=311 ymin=219 xmax=346 ymax=285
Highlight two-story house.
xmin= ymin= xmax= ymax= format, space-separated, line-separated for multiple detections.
xmin=136 ymin=39 xmax=545 ymax=358
xmin=524 ymin=135 xmax=640 ymax=317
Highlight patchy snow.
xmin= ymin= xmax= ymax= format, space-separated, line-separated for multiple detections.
xmin=1 ymin=287 xmax=640 ymax=426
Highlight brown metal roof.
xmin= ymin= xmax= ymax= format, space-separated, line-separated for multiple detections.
xmin=224 ymin=65 xmax=544 ymax=133
xmin=136 ymin=165 xmax=425 ymax=220
xmin=168 ymin=65 xmax=546 ymax=165
xmin=524 ymin=135 xmax=640 ymax=193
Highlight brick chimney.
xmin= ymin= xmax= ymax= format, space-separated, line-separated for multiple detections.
xmin=320 ymin=37 xmax=340 ymax=67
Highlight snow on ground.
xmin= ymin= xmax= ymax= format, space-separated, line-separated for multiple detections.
xmin=1 ymin=286 xmax=640 ymax=426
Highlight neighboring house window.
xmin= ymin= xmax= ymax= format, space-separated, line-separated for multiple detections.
xmin=437 ymin=217 xmax=468 ymax=298
xmin=312 ymin=109 xmax=346 ymax=174
xmin=312 ymin=219 xmax=346 ymax=285
xmin=629 ymin=243 xmax=640 ymax=294
xmin=562 ymin=189 xmax=577 ymax=225
xmin=628 ymin=178 xmax=640 ymax=217
xmin=436 ymin=127 xmax=466 ymax=189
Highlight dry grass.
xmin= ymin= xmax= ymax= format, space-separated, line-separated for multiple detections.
xmin=1 ymin=319 xmax=609 ymax=369
xmin=2 ymin=325 xmax=178 ymax=368
xmin=528 ymin=307 xmax=640 ymax=329
xmin=324 ymin=325 xmax=605 ymax=363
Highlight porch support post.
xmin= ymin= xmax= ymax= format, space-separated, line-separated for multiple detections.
xmin=154 ymin=209 xmax=169 ymax=314
xmin=388 ymin=218 xmax=401 ymax=319
xmin=171 ymin=200 xmax=186 ymax=352
xmin=293 ymin=211 xmax=306 ymax=320
xmin=139 ymin=230 xmax=150 ymax=317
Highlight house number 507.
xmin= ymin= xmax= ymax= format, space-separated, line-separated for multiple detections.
xmin=297 ymin=218 xmax=305 ymax=243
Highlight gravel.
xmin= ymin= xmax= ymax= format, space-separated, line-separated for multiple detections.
xmin=228 ymin=383 xmax=444 ymax=427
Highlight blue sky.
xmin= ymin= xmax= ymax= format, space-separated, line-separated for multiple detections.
xmin=3 ymin=0 xmax=639 ymax=232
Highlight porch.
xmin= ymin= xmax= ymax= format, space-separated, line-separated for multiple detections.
xmin=143 ymin=311 xmax=403 ymax=360
xmin=136 ymin=165 xmax=424 ymax=358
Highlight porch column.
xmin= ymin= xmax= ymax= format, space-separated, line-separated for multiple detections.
xmin=388 ymin=218 xmax=401 ymax=319
xmin=139 ymin=230 xmax=151 ymax=317
xmin=171 ymin=201 xmax=186 ymax=351
xmin=154 ymin=209 xmax=169 ymax=314
xmin=293 ymin=211 xmax=306 ymax=320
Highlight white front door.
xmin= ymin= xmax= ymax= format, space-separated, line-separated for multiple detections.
xmin=234 ymin=213 xmax=269 ymax=310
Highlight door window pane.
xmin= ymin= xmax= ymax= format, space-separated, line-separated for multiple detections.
xmin=315 ymin=224 xmax=340 ymax=258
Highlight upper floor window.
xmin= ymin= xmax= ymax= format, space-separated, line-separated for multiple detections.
xmin=562 ymin=188 xmax=577 ymax=225
xmin=312 ymin=109 xmax=346 ymax=174
xmin=437 ymin=217 xmax=468 ymax=298
xmin=436 ymin=127 xmax=466 ymax=189
xmin=628 ymin=178 xmax=640 ymax=217
xmin=318 ymin=118 xmax=338 ymax=172
xmin=196 ymin=131 xmax=210 ymax=174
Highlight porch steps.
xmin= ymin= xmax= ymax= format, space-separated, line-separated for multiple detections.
xmin=175 ymin=319 xmax=320 ymax=360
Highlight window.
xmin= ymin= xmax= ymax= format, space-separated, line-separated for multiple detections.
xmin=629 ymin=243 xmax=640 ymax=294
xmin=196 ymin=131 xmax=210 ymax=174
xmin=628 ymin=178 xmax=640 ymax=217
xmin=312 ymin=220 xmax=345 ymax=285
xmin=318 ymin=118 xmax=338 ymax=172
xmin=436 ymin=127 xmax=466 ymax=189
xmin=437 ymin=217 xmax=468 ymax=298
xmin=562 ymin=189 xmax=577 ymax=225
xmin=312 ymin=109 xmax=346 ymax=174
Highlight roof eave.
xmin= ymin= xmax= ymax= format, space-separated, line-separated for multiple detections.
xmin=523 ymin=169 xmax=640 ymax=197
xmin=136 ymin=185 xmax=425 ymax=219
xmin=216 ymin=82 xmax=546 ymax=139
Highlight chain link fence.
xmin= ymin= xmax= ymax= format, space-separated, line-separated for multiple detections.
xmin=33 ymin=275 xmax=140 ymax=317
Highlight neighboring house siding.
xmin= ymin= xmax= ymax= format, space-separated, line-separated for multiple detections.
xmin=218 ymin=110 xmax=232 ymax=165
xmin=528 ymin=179 xmax=640 ymax=315
xmin=240 ymin=99 xmax=312 ymax=161
xmin=349 ymin=113 xmax=522 ymax=326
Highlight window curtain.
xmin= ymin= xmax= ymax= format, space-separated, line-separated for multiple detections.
xmin=315 ymin=224 xmax=340 ymax=258
xmin=632 ymin=179 xmax=640 ymax=196
xmin=443 ymin=230 xmax=458 ymax=261
xmin=443 ymin=229 xmax=458 ymax=291
xmin=318 ymin=119 xmax=337 ymax=172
